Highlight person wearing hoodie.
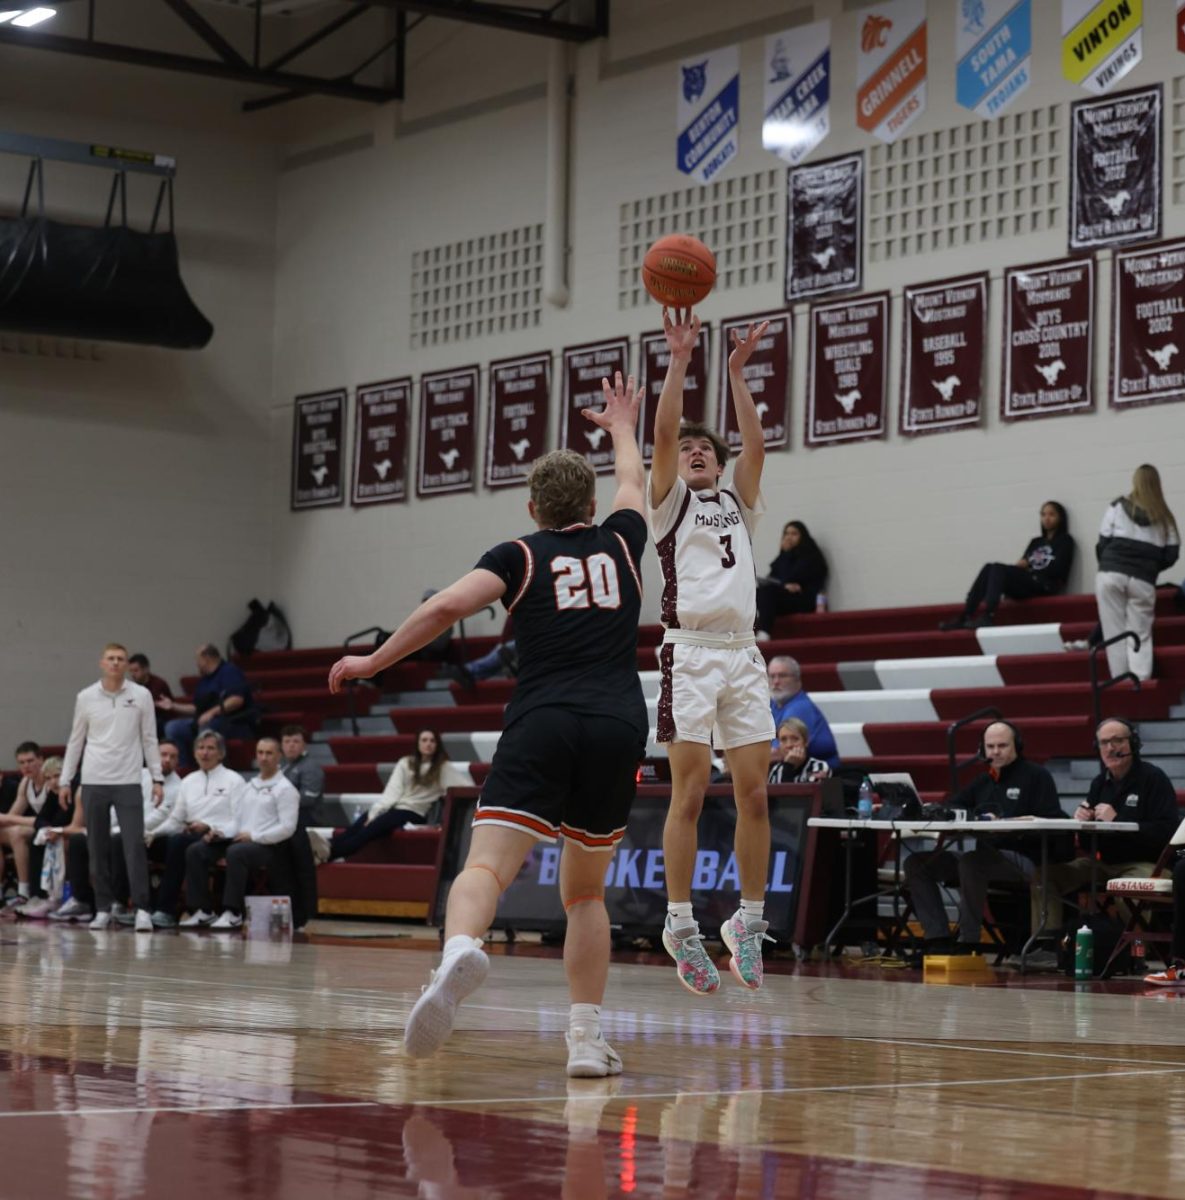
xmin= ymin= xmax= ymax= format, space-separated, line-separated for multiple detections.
xmin=755 ymin=520 xmax=828 ymax=639
xmin=1096 ymin=465 xmax=1180 ymax=682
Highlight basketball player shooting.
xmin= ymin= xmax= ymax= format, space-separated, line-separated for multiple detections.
xmin=328 ymin=371 xmax=648 ymax=1078
xmin=648 ymin=308 xmax=775 ymax=993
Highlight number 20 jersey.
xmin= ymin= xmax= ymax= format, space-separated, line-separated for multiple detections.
xmin=475 ymin=509 xmax=648 ymax=736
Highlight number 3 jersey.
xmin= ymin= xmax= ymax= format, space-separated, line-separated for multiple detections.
xmin=647 ymin=475 xmax=763 ymax=635
xmin=475 ymin=509 xmax=648 ymax=736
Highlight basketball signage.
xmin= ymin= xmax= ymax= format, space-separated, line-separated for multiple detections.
xmin=1069 ymin=85 xmax=1161 ymax=252
xmin=786 ymin=152 xmax=863 ymax=302
xmin=417 ymin=366 xmax=478 ymax=497
xmin=640 ymin=326 xmax=709 ymax=465
xmin=901 ymin=274 xmax=989 ymax=437
xmin=1062 ymin=0 xmax=1142 ymax=94
xmin=956 ymin=0 xmax=1032 ymax=118
xmin=762 ymin=20 xmax=831 ymax=167
xmin=352 ymin=378 xmax=410 ymax=507
xmin=855 ymin=0 xmax=927 ymax=144
xmin=1003 ymin=257 xmax=1095 ymax=422
xmin=717 ymin=311 xmax=791 ymax=452
xmin=676 ymin=45 xmax=739 ymax=184
xmin=806 ymin=294 xmax=889 ymax=448
xmin=561 ymin=338 xmax=630 ymax=475
xmin=291 ymin=389 xmax=345 ymax=511
xmin=1111 ymin=241 xmax=1185 ymax=410
xmin=485 ymin=353 xmax=551 ymax=489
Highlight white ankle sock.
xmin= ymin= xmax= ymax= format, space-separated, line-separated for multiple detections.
xmin=667 ymin=902 xmax=694 ymax=929
xmin=442 ymin=934 xmax=480 ymax=961
xmin=739 ymin=899 xmax=764 ymax=925
xmin=569 ymin=1002 xmax=602 ymax=1037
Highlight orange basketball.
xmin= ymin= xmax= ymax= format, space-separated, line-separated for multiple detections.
xmin=641 ymin=234 xmax=716 ymax=307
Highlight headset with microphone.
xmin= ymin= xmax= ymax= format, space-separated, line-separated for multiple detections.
xmin=1093 ymin=716 xmax=1141 ymax=760
xmin=977 ymin=719 xmax=1025 ymax=760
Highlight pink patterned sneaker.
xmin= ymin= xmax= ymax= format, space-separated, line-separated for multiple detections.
xmin=720 ymin=911 xmax=772 ymax=990
xmin=662 ymin=918 xmax=720 ymax=995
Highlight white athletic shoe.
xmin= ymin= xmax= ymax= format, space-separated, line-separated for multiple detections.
xmin=134 ymin=909 xmax=154 ymax=933
xmin=403 ymin=939 xmax=489 ymax=1059
xmin=565 ymin=1028 xmax=623 ymax=1078
xmin=179 ymin=909 xmax=214 ymax=928
xmin=88 ymin=912 xmax=113 ymax=931
xmin=210 ymin=911 xmax=243 ymax=930
xmin=307 ymin=829 xmax=331 ymax=865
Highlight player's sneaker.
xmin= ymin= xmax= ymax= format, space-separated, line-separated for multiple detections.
xmin=403 ymin=938 xmax=488 ymax=1059
xmin=720 ymin=911 xmax=772 ymax=990
xmin=1144 ymin=963 xmax=1185 ymax=987
xmin=662 ymin=919 xmax=720 ymax=995
xmin=48 ymin=898 xmax=91 ymax=923
xmin=565 ymin=1028 xmax=623 ymax=1078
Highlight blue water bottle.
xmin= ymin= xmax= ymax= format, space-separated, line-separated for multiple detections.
xmin=857 ymin=779 xmax=874 ymax=821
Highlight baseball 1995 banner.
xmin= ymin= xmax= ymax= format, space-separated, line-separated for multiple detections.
xmin=1069 ymin=84 xmax=1161 ymax=252
xmin=1111 ymin=240 xmax=1185 ymax=410
xmin=417 ymin=366 xmax=478 ymax=497
xmin=676 ymin=44 xmax=739 ymax=184
xmin=806 ymin=294 xmax=889 ymax=448
xmin=352 ymin=378 xmax=410 ymax=507
xmin=1062 ymin=0 xmax=1142 ymax=95
xmin=717 ymin=311 xmax=791 ymax=452
xmin=561 ymin=338 xmax=630 ymax=474
xmin=291 ymin=389 xmax=346 ymax=511
xmin=901 ymin=274 xmax=989 ymax=437
xmin=485 ymin=353 xmax=551 ymax=489
xmin=956 ymin=0 xmax=1032 ymax=118
xmin=786 ymin=152 xmax=862 ymax=302
xmin=762 ymin=20 xmax=830 ymax=167
xmin=1002 ymin=257 xmax=1095 ymax=422
xmin=856 ymin=0 xmax=927 ymax=143
xmin=640 ymin=326 xmax=709 ymax=465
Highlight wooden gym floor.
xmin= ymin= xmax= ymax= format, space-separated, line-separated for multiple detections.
xmin=2 ymin=921 xmax=1184 ymax=1199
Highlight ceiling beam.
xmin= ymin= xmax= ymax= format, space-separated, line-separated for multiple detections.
xmin=363 ymin=0 xmax=603 ymax=42
xmin=158 ymin=0 xmax=249 ymax=68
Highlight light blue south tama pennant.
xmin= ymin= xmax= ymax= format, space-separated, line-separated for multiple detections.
xmin=763 ymin=21 xmax=830 ymax=166
xmin=677 ymin=45 xmax=740 ymax=183
xmin=956 ymin=0 xmax=1032 ymax=117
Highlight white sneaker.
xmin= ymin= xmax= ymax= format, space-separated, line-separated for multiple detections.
xmin=210 ymin=911 xmax=242 ymax=930
xmin=134 ymin=909 xmax=154 ymax=933
xmin=307 ymin=829 xmax=331 ymax=865
xmin=179 ymin=909 xmax=214 ymax=928
xmin=48 ymin=898 xmax=92 ymax=923
xmin=88 ymin=912 xmax=113 ymax=930
xmin=403 ymin=939 xmax=489 ymax=1059
xmin=565 ymin=1028 xmax=623 ymax=1078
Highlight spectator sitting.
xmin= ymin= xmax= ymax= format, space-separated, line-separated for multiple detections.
xmin=768 ymin=719 xmax=831 ymax=784
xmin=14 ymin=756 xmax=77 ymax=916
xmin=767 ymin=656 xmax=839 ymax=770
xmin=309 ymin=729 xmax=469 ymax=864
xmin=279 ymin=724 xmax=322 ymax=932
xmin=39 ymin=767 xmax=96 ymax=922
xmin=940 ymin=501 xmax=1075 ymax=630
xmin=756 ymin=520 xmax=827 ymax=640
xmin=127 ymin=652 xmax=174 ymax=736
xmin=159 ymin=643 xmax=258 ymax=768
xmin=0 ymin=741 xmax=48 ymax=908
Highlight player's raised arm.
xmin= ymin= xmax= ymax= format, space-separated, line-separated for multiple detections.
xmin=584 ymin=370 xmax=644 ymax=515
xmin=650 ymin=307 xmax=701 ymax=507
xmin=727 ymin=320 xmax=770 ymax=510
xmin=328 ymin=570 xmax=506 ymax=693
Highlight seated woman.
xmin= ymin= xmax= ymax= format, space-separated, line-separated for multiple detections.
xmin=756 ymin=520 xmax=828 ymax=640
xmin=311 ymin=729 xmax=470 ymax=864
xmin=768 ymin=719 xmax=831 ymax=784
xmin=940 ymin=500 xmax=1075 ymax=630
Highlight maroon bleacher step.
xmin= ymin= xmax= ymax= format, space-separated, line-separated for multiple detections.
xmin=862 ymin=715 xmax=1095 ymax=759
xmin=930 ymin=681 xmax=1173 ymax=722
xmin=389 ymin=704 xmax=505 ymax=733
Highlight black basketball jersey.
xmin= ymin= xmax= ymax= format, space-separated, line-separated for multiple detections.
xmin=475 ymin=509 xmax=647 ymax=734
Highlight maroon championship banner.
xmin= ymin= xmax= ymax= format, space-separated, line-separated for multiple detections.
xmin=640 ymin=325 xmax=709 ymax=464
xmin=485 ymin=352 xmax=552 ymax=488
xmin=900 ymin=274 xmax=989 ymax=437
xmin=1069 ymin=85 xmax=1161 ymax=252
xmin=785 ymin=152 xmax=863 ymax=302
xmin=561 ymin=337 xmax=630 ymax=474
xmin=805 ymin=294 xmax=888 ymax=448
xmin=717 ymin=311 xmax=792 ymax=452
xmin=352 ymin=378 xmax=410 ymax=507
xmin=1111 ymin=240 xmax=1185 ymax=411
xmin=417 ymin=366 xmax=478 ymax=497
xmin=1002 ymin=257 xmax=1095 ymax=422
xmin=291 ymin=389 xmax=346 ymax=510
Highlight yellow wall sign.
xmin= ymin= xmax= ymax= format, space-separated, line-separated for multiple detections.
xmin=1062 ymin=0 xmax=1142 ymax=93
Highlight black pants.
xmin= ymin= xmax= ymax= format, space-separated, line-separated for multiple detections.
xmin=277 ymin=815 xmax=318 ymax=927
xmin=964 ymin=563 xmax=1042 ymax=616
xmin=157 ymin=832 xmax=229 ymax=914
xmin=65 ymin=834 xmax=94 ymax=908
xmin=755 ymin=582 xmax=815 ymax=635
xmin=1172 ymin=857 xmax=1185 ymax=963
xmin=329 ymin=808 xmax=425 ymax=861
xmin=223 ymin=842 xmax=277 ymax=913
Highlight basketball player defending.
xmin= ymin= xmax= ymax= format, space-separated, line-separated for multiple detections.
xmin=329 ymin=373 xmax=647 ymax=1078
xmin=649 ymin=308 xmax=775 ymax=993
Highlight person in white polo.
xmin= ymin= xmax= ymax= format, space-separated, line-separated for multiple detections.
xmin=59 ymin=642 xmax=163 ymax=932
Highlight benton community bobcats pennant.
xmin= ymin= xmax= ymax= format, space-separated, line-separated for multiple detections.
xmin=856 ymin=0 xmax=927 ymax=143
xmin=1062 ymin=0 xmax=1142 ymax=94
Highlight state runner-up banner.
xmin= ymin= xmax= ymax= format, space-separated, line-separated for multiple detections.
xmin=956 ymin=0 xmax=1032 ymax=118
xmin=901 ymin=274 xmax=989 ymax=437
xmin=1069 ymin=84 xmax=1161 ymax=252
xmin=1179 ymin=1 xmax=1185 ymax=54
xmin=1002 ymin=258 xmax=1095 ymax=422
xmin=1111 ymin=240 xmax=1185 ymax=411
xmin=856 ymin=0 xmax=927 ymax=143
xmin=417 ymin=366 xmax=478 ymax=497
xmin=352 ymin=378 xmax=410 ymax=508
xmin=485 ymin=352 xmax=551 ymax=489
xmin=762 ymin=20 xmax=830 ymax=167
xmin=291 ymin=389 xmax=346 ymax=511
xmin=806 ymin=294 xmax=889 ymax=448
xmin=640 ymin=325 xmax=709 ymax=465
xmin=785 ymin=152 xmax=863 ymax=302
xmin=717 ymin=311 xmax=791 ymax=452
xmin=561 ymin=338 xmax=630 ymax=475
xmin=677 ymin=45 xmax=739 ymax=184
xmin=1062 ymin=0 xmax=1142 ymax=95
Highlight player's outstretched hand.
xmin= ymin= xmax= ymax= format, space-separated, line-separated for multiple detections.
xmin=662 ymin=306 xmax=701 ymax=361
xmin=728 ymin=320 xmax=770 ymax=372
xmin=328 ymin=654 xmax=376 ymax=694
xmin=585 ymin=370 xmax=643 ymax=434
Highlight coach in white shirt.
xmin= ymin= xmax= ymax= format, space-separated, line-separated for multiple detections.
xmin=59 ymin=643 xmax=163 ymax=933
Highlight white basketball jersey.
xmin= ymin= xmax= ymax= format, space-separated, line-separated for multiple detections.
xmin=647 ymin=475 xmax=763 ymax=634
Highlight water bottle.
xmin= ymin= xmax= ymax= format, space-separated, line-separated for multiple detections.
xmin=269 ymin=898 xmax=282 ymax=940
xmin=61 ymin=880 xmax=72 ymax=905
xmin=1074 ymin=924 xmax=1094 ymax=980
xmin=857 ymin=780 xmax=874 ymax=821
xmin=815 ymin=591 xmax=828 ymax=613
